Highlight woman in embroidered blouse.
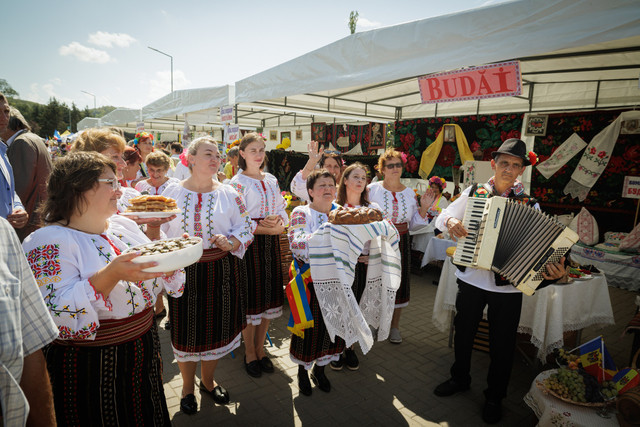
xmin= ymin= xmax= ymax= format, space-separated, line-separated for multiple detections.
xmin=135 ymin=151 xmax=180 ymax=195
xmin=330 ymin=162 xmax=381 ymax=371
xmin=288 ymin=169 xmax=346 ymax=396
xmin=427 ymin=176 xmax=449 ymax=235
xmin=23 ymin=152 xmax=184 ymax=426
xmin=229 ymin=133 xmax=287 ymax=378
xmin=368 ymin=149 xmax=435 ymax=344
xmin=121 ymin=146 xmax=143 ymax=187
xmin=161 ymin=136 xmax=254 ymax=414
xmin=290 ymin=140 xmax=343 ymax=202
xmin=134 ymin=131 xmax=155 ymax=179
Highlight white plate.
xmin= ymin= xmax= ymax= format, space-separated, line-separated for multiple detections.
xmin=124 ymin=237 xmax=203 ymax=272
xmin=121 ymin=210 xmax=182 ymax=218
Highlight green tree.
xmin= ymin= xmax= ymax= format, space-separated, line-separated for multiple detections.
xmin=348 ymin=11 xmax=359 ymax=34
xmin=39 ymin=98 xmax=66 ymax=138
xmin=0 ymin=79 xmax=19 ymax=97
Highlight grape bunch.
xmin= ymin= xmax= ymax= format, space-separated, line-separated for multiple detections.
xmin=579 ymin=370 xmax=604 ymax=403
xmin=543 ymin=368 xmax=587 ymax=403
xmin=600 ymin=381 xmax=618 ymax=400
xmin=555 ymin=348 xmax=580 ymax=369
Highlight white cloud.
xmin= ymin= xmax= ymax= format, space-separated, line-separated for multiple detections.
xmin=356 ymin=17 xmax=382 ymax=29
xmin=88 ymin=31 xmax=136 ymax=48
xmin=148 ymin=70 xmax=190 ymax=100
xmin=26 ymin=79 xmax=72 ymax=105
xmin=59 ymin=42 xmax=111 ymax=63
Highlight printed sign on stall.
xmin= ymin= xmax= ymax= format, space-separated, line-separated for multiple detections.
xmin=418 ymin=61 xmax=521 ymax=104
xmin=136 ymin=122 xmax=145 ymax=132
xmin=227 ymin=124 xmax=240 ymax=142
xmin=220 ymin=106 xmax=234 ymax=124
xmin=622 ymin=176 xmax=640 ymax=199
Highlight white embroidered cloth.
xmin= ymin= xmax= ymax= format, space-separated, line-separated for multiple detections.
xmin=565 ymin=111 xmax=640 ymax=201
xmin=308 ymin=220 xmax=401 ymax=354
xmin=537 ymin=133 xmax=587 ymax=179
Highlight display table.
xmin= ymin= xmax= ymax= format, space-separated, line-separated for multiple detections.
xmin=432 ymin=259 xmax=615 ymax=361
xmin=420 ymin=238 xmax=456 ymax=267
xmin=570 ymin=242 xmax=640 ymax=291
xmin=524 ymin=370 xmax=619 ymax=426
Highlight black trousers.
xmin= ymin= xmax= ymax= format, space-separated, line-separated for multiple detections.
xmin=450 ymin=279 xmax=523 ymax=401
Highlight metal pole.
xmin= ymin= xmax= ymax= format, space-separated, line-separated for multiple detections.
xmin=148 ymin=46 xmax=174 ymax=93
xmin=81 ymin=90 xmax=96 ymax=116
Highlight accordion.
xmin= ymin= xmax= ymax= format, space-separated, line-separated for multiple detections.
xmin=453 ymin=196 xmax=579 ymax=295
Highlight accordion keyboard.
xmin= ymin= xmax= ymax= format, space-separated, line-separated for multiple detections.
xmin=452 ymin=197 xmax=488 ymax=267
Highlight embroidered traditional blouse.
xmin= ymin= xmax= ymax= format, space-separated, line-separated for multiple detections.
xmin=290 ymin=170 xmax=310 ymax=203
xmin=22 ymin=224 xmax=185 ymax=341
xmin=134 ymin=177 xmax=180 ymax=195
xmin=229 ymin=173 xmax=289 ymax=232
xmin=288 ymin=205 xmax=330 ymax=264
xmin=367 ymin=182 xmax=428 ymax=230
xmin=161 ymin=183 xmax=254 ymax=258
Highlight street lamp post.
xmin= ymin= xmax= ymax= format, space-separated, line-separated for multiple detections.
xmin=81 ymin=90 xmax=96 ymax=116
xmin=148 ymin=46 xmax=173 ymax=93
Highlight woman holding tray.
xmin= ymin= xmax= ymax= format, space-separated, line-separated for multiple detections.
xmin=229 ymin=132 xmax=288 ymax=378
xmin=23 ymin=152 xmax=184 ymax=425
xmin=368 ymin=149 xmax=435 ymax=344
xmin=162 ymin=136 xmax=254 ymax=414
xmin=288 ymin=169 xmax=346 ymax=396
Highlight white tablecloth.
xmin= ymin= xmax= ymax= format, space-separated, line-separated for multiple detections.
xmin=432 ymin=259 xmax=615 ymax=361
xmin=421 ymin=238 xmax=456 ymax=267
xmin=524 ymin=370 xmax=619 ymax=426
xmin=571 ymin=243 xmax=640 ymax=291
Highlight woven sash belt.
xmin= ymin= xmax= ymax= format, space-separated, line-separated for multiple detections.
xmin=394 ymin=222 xmax=409 ymax=235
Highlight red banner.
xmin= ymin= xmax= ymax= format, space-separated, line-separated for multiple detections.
xmin=418 ymin=61 xmax=521 ymax=104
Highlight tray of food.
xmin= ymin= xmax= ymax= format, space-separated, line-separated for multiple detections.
xmin=568 ymin=267 xmax=593 ymax=281
xmin=124 ymin=236 xmax=203 ymax=272
xmin=536 ymin=368 xmax=617 ymax=407
xmin=121 ymin=195 xmax=181 ymax=218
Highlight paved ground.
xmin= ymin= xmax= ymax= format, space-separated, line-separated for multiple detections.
xmin=158 ymin=266 xmax=636 ymax=426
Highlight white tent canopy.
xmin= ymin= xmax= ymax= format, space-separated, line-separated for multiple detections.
xmin=234 ymin=0 xmax=640 ymax=127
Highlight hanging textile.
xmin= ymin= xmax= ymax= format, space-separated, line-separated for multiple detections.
xmin=418 ymin=124 xmax=474 ymax=180
xmin=536 ymin=132 xmax=587 ymax=179
xmin=564 ymin=111 xmax=640 ymax=201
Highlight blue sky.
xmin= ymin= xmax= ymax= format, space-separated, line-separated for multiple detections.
xmin=3 ymin=0 xmax=504 ymax=109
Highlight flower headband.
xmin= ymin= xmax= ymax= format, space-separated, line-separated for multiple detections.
xmin=133 ymin=132 xmax=154 ymax=146
xmin=429 ymin=176 xmax=446 ymax=188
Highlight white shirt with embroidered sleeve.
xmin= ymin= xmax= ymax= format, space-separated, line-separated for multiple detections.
xmin=229 ymin=173 xmax=289 ymax=232
xmin=134 ymin=177 xmax=180 ymax=195
xmin=161 ymin=182 xmax=254 ymax=258
xmin=290 ymin=170 xmax=310 ymax=203
xmin=1 ymin=218 xmax=58 ymax=426
xmin=288 ymin=205 xmax=329 ymax=263
xmin=367 ymin=182 xmax=428 ymax=230
xmin=22 ymin=225 xmax=178 ymax=341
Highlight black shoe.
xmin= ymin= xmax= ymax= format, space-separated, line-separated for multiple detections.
xmin=164 ymin=321 xmax=171 ymax=330
xmin=259 ymin=356 xmax=274 ymax=373
xmin=199 ymin=382 xmax=230 ymax=405
xmin=244 ymin=356 xmax=262 ymax=378
xmin=482 ymin=399 xmax=502 ymax=424
xmin=298 ymin=370 xmax=312 ymax=396
xmin=330 ymin=354 xmax=345 ymax=371
xmin=345 ymin=349 xmax=359 ymax=371
xmin=310 ymin=366 xmax=331 ymax=393
xmin=180 ymin=394 xmax=197 ymax=415
xmin=433 ymin=378 xmax=470 ymax=397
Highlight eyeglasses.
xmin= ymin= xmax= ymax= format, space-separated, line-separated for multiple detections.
xmin=385 ymin=163 xmax=403 ymax=169
xmin=98 ymin=178 xmax=121 ymax=190
xmin=324 ymin=150 xmax=342 ymax=155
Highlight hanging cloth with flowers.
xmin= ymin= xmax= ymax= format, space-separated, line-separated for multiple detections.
xmin=564 ymin=110 xmax=640 ymax=201
xmin=418 ymin=124 xmax=474 ymax=180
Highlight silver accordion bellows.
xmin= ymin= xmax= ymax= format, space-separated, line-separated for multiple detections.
xmin=453 ymin=196 xmax=579 ymax=295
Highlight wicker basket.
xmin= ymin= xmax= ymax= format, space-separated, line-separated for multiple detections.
xmin=536 ymin=380 xmax=612 ymax=408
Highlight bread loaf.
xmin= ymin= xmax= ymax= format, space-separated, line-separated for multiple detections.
xmin=329 ymin=207 xmax=383 ymax=225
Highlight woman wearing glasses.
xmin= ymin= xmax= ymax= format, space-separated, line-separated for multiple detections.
xmin=290 ymin=140 xmax=343 ymax=202
xmin=229 ymin=133 xmax=287 ymax=379
xmin=368 ymin=149 xmax=435 ymax=344
xmin=23 ymin=152 xmax=184 ymax=425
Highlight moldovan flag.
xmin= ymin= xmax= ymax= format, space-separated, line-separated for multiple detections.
xmin=286 ymin=259 xmax=314 ymax=338
xmin=613 ymin=368 xmax=640 ymax=394
xmin=578 ymin=336 xmax=617 ymax=382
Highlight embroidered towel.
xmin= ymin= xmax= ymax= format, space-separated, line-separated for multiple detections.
xmin=537 ymin=133 xmax=587 ymax=179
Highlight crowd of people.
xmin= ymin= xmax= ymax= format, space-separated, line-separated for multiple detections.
xmin=0 ymin=90 xmax=567 ymax=425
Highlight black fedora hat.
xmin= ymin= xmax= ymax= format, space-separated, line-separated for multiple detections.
xmin=491 ymin=138 xmax=531 ymax=166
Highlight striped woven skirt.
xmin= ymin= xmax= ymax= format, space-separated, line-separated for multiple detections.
xmin=352 ymin=261 xmax=368 ymax=303
xmin=240 ymin=234 xmax=284 ymax=325
xmin=395 ymin=232 xmax=412 ymax=307
xmin=290 ymin=280 xmax=346 ymax=369
xmin=43 ymin=320 xmax=170 ymax=426
xmin=169 ymin=253 xmax=247 ymax=361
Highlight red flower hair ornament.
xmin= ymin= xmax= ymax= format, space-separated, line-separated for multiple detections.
xmin=528 ymin=151 xmax=538 ymax=166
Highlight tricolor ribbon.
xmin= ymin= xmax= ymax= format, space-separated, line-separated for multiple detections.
xmin=286 ymin=259 xmax=314 ymax=338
